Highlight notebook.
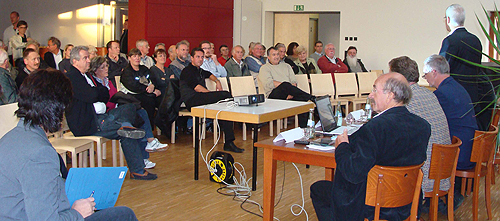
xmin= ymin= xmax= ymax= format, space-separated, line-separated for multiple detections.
xmin=315 ymin=95 xmax=360 ymax=135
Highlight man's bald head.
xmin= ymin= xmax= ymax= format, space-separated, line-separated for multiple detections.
xmin=380 ymin=72 xmax=412 ymax=104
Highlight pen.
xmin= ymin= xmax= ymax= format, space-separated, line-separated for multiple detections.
xmin=90 ymin=190 xmax=95 ymax=197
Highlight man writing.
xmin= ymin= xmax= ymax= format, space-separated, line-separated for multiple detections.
xmin=310 ymin=73 xmax=430 ymax=221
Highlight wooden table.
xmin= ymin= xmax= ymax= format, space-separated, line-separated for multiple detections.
xmin=190 ymin=99 xmax=315 ymax=190
xmin=254 ymin=138 xmax=336 ymax=221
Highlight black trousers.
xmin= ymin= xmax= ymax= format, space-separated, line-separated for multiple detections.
xmin=132 ymin=93 xmax=162 ymax=128
xmin=268 ymin=82 xmax=312 ymax=128
xmin=185 ymin=91 xmax=235 ymax=143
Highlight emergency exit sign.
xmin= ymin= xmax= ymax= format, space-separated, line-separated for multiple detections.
xmin=294 ymin=5 xmax=304 ymax=11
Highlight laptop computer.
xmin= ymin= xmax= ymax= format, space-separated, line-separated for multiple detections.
xmin=315 ymin=95 xmax=359 ymax=135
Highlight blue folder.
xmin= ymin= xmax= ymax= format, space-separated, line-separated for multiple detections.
xmin=65 ymin=167 xmax=128 ymax=210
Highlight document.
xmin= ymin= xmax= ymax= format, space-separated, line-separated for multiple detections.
xmin=65 ymin=167 xmax=128 ymax=210
xmin=273 ymin=127 xmax=304 ymax=143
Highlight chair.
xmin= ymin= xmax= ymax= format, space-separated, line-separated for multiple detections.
xmin=229 ymin=76 xmax=259 ymax=140
xmin=257 ymin=77 xmax=276 ymax=136
xmin=455 ymin=125 xmax=498 ymax=221
xmin=295 ymin=74 xmax=310 ymax=94
xmin=371 ymin=69 xmax=384 ymax=77
xmin=490 ymin=109 xmax=500 ymax=184
xmin=351 ymin=72 xmax=378 ymax=111
xmin=205 ymin=77 xmax=229 ymax=91
xmin=365 ymin=163 xmax=424 ymax=221
xmin=424 ymin=136 xmax=462 ymax=221
xmin=0 ymin=103 xmax=19 ymax=138
xmin=310 ymin=74 xmax=348 ymax=116
xmin=334 ymin=72 xmax=359 ymax=114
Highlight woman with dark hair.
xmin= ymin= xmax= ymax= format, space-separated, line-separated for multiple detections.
xmin=286 ymin=42 xmax=299 ymax=61
xmin=120 ymin=48 xmax=163 ymax=128
xmin=10 ymin=20 xmax=29 ymax=67
xmin=90 ymin=56 xmax=167 ymax=168
xmin=58 ymin=44 xmax=74 ymax=73
xmin=0 ymin=69 xmax=137 ymax=220
xmin=149 ymin=49 xmax=171 ymax=94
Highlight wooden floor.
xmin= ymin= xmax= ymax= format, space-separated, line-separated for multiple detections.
xmin=77 ymin=122 xmax=500 ymax=221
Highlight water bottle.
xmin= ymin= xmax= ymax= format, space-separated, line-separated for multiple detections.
xmin=365 ymin=97 xmax=372 ymax=121
xmin=336 ymin=101 xmax=343 ymax=127
xmin=305 ymin=108 xmax=315 ymax=139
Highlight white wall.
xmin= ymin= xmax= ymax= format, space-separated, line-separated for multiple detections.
xmin=235 ymin=0 xmax=496 ymax=75
xmin=0 ymin=0 xmax=100 ymax=47
xmin=318 ymin=13 xmax=340 ymax=58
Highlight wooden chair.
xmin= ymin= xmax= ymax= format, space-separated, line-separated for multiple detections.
xmin=351 ymin=72 xmax=378 ymax=111
xmin=295 ymin=74 xmax=311 ymax=94
xmin=371 ymin=69 xmax=384 ymax=77
xmin=365 ymin=163 xmax=424 ymax=221
xmin=229 ymin=76 xmax=259 ymax=140
xmin=455 ymin=125 xmax=498 ymax=221
xmin=257 ymin=77 xmax=276 ymax=136
xmin=424 ymin=136 xmax=462 ymax=221
xmin=0 ymin=103 xmax=19 ymax=138
xmin=205 ymin=77 xmax=229 ymax=91
xmin=310 ymin=74 xmax=348 ymax=116
xmin=490 ymin=109 xmax=500 ymax=184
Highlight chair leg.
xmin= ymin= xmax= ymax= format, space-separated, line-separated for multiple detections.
xmin=461 ymin=177 xmax=466 ymax=196
xmin=156 ymin=126 xmax=161 ymax=136
xmin=243 ymin=123 xmax=247 ymax=141
xmin=119 ymin=144 xmax=124 ymax=167
xmin=473 ymin=176 xmax=480 ymax=221
xmin=276 ymin=119 xmax=281 ymax=135
xmin=429 ymin=194 xmax=438 ymax=221
xmin=79 ymin=151 xmax=84 ymax=167
xmin=486 ymin=167 xmax=493 ymax=219
xmin=448 ymin=190 xmax=454 ymax=221
xmin=171 ymin=122 xmax=176 ymax=144
xmin=89 ymin=143 xmax=95 ymax=168
xmin=295 ymin=115 xmax=299 ymax=128
xmin=112 ymin=140 xmax=117 ymax=167
xmin=72 ymin=151 xmax=77 ymax=168
xmin=284 ymin=118 xmax=288 ymax=129
xmin=96 ymin=140 xmax=102 ymax=167
xmin=102 ymin=142 xmax=107 ymax=159
xmin=467 ymin=178 xmax=473 ymax=196
xmin=269 ymin=121 xmax=273 ymax=136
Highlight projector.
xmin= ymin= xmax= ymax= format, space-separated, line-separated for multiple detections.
xmin=234 ymin=94 xmax=265 ymax=106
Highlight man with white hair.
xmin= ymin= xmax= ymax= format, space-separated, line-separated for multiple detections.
xmin=343 ymin=46 xmax=368 ymax=73
xmin=439 ymin=4 xmax=489 ymax=130
xmin=136 ymin=39 xmax=154 ymax=68
xmin=0 ymin=49 xmax=17 ymax=104
xmin=317 ymin=43 xmax=348 ymax=83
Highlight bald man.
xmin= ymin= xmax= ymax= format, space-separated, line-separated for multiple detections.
xmin=317 ymin=43 xmax=348 ymax=84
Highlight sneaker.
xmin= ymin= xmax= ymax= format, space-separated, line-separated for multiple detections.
xmin=145 ymin=138 xmax=168 ymax=152
xmin=117 ymin=126 xmax=146 ymax=139
xmin=130 ymin=171 xmax=157 ymax=180
xmin=144 ymin=159 xmax=156 ymax=169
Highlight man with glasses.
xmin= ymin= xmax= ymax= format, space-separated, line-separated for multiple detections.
xmin=199 ymin=41 xmax=227 ymax=78
xmin=317 ymin=43 xmax=348 ymax=83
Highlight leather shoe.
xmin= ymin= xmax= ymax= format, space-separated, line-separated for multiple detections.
xmin=130 ymin=171 xmax=157 ymax=180
xmin=224 ymin=142 xmax=244 ymax=153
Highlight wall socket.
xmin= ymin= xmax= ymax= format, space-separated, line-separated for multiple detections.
xmin=344 ymin=36 xmax=358 ymax=41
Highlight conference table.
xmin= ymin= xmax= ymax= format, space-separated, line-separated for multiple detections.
xmin=254 ymin=138 xmax=336 ymax=221
xmin=190 ymin=99 xmax=315 ymax=190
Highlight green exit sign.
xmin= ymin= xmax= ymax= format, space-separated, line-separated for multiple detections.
xmin=294 ymin=5 xmax=304 ymax=11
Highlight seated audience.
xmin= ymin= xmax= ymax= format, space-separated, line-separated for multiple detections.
xmin=0 ymin=49 xmax=17 ymax=105
xmin=0 ymin=68 xmax=138 ymax=220
xmin=16 ymin=48 xmax=40 ymax=89
xmin=310 ymin=72 xmax=430 ymax=221
xmin=317 ymin=43 xmax=348 ymax=83
xmin=286 ymin=42 xmax=299 ymax=61
xmin=25 ymin=40 xmax=49 ymax=69
xmin=58 ymin=44 xmax=74 ymax=73
xmin=153 ymin=43 xmax=166 ymax=63
xmin=180 ymin=48 xmax=243 ymax=153
xmin=294 ymin=45 xmax=321 ymax=75
xmin=218 ymin=44 xmax=230 ymax=66
xmin=166 ymin=44 xmax=176 ymax=67
xmin=106 ymin=40 xmax=128 ymax=87
xmin=149 ymin=49 xmax=171 ymax=93
xmin=344 ymin=46 xmax=368 ymax=73
xmin=244 ymin=42 xmax=266 ymax=86
xmin=169 ymin=41 xmax=190 ymax=79
xmin=258 ymin=47 xmax=314 ymax=127
xmin=309 ymin=40 xmax=324 ymax=62
xmin=9 ymin=20 xmax=28 ymax=66
xmin=275 ymin=43 xmax=299 ymax=74
xmin=121 ymin=48 xmax=163 ymax=128
xmin=388 ymin=56 xmax=452 ymax=214
xmin=224 ymin=45 xmax=250 ymax=77
xmin=200 ymin=41 xmax=227 ymax=78
xmin=423 ymin=54 xmax=477 ymax=171
xmin=44 ymin=36 xmax=64 ymax=70
xmin=90 ymin=56 xmax=168 ymax=168
xmin=136 ymin=39 xmax=154 ymax=68
xmin=65 ymin=46 xmax=157 ymax=180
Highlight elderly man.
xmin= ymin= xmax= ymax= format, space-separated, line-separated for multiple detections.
xmin=106 ymin=40 xmax=128 ymax=87
xmin=224 ymin=45 xmax=250 ymax=77
xmin=0 ymin=49 xmax=17 ymax=105
xmin=65 ymin=46 xmax=157 ymax=180
xmin=309 ymin=41 xmax=324 ymax=62
xmin=389 ymin=56 xmax=452 ymax=214
xmin=311 ymin=73 xmax=430 ymax=221
xmin=180 ymin=47 xmax=243 ymax=153
xmin=44 ymin=37 xmax=64 ymax=70
xmin=258 ymin=47 xmax=314 ymax=127
xmin=245 ymin=42 xmax=266 ymax=74
xmin=136 ymin=39 xmax=154 ymax=68
xmin=199 ymin=41 xmax=227 ymax=78
xmin=169 ymin=41 xmax=191 ymax=79
xmin=317 ymin=43 xmax=348 ymax=83
xmin=439 ymin=4 xmax=491 ymax=131
xmin=16 ymin=48 xmax=40 ymax=89
xmin=344 ymin=46 xmax=368 ymax=73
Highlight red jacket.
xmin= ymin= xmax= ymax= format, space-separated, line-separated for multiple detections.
xmin=317 ymin=56 xmax=348 ymax=83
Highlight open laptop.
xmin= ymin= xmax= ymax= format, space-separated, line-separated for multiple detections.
xmin=315 ymin=95 xmax=360 ymax=135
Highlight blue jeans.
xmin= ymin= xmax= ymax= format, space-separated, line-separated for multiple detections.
xmin=137 ymin=109 xmax=152 ymax=159
xmin=85 ymin=206 xmax=137 ymax=221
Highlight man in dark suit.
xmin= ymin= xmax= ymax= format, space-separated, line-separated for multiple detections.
xmin=439 ymin=4 xmax=492 ymax=131
xmin=120 ymin=19 xmax=129 ymax=54
xmin=43 ymin=36 xmax=64 ymax=70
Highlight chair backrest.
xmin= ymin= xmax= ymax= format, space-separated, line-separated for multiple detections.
xmin=310 ymin=74 xmax=335 ymax=97
xmin=334 ymin=72 xmax=358 ymax=98
xmin=205 ymin=78 xmax=229 ymax=92
xmin=356 ymin=72 xmax=378 ymax=96
xmin=115 ymin=76 xmax=122 ymax=91
xmin=371 ymin=69 xmax=384 ymax=77
xmin=470 ymin=125 xmax=498 ymax=164
xmin=295 ymin=74 xmax=310 ymax=94
xmin=0 ymin=103 xmax=19 ymax=138
xmin=257 ymin=77 xmax=265 ymax=95
xmin=229 ymin=76 xmax=257 ymax=96
xmin=365 ymin=163 xmax=424 ymax=221
xmin=428 ymin=136 xmax=462 ymax=190
xmin=491 ymin=109 xmax=500 ymax=127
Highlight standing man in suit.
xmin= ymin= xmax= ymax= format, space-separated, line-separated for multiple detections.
xmin=439 ymin=4 xmax=491 ymax=131
xmin=44 ymin=37 xmax=64 ymax=70
xmin=120 ymin=19 xmax=128 ymax=54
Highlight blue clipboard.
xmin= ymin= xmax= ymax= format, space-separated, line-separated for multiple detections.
xmin=65 ymin=167 xmax=128 ymax=210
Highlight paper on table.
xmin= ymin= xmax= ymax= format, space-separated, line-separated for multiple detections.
xmin=350 ymin=109 xmax=365 ymax=120
xmin=307 ymin=144 xmax=335 ymax=151
xmin=273 ymin=127 xmax=304 ymax=143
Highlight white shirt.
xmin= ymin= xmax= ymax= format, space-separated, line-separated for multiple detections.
xmin=232 ymin=57 xmax=244 ymax=69
xmin=53 ymin=50 xmax=63 ymax=70
xmin=3 ymin=25 xmax=30 ymax=56
xmin=326 ymin=56 xmax=337 ymax=64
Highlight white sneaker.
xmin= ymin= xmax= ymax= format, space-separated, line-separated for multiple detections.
xmin=145 ymin=138 xmax=168 ymax=152
xmin=144 ymin=159 xmax=156 ymax=169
